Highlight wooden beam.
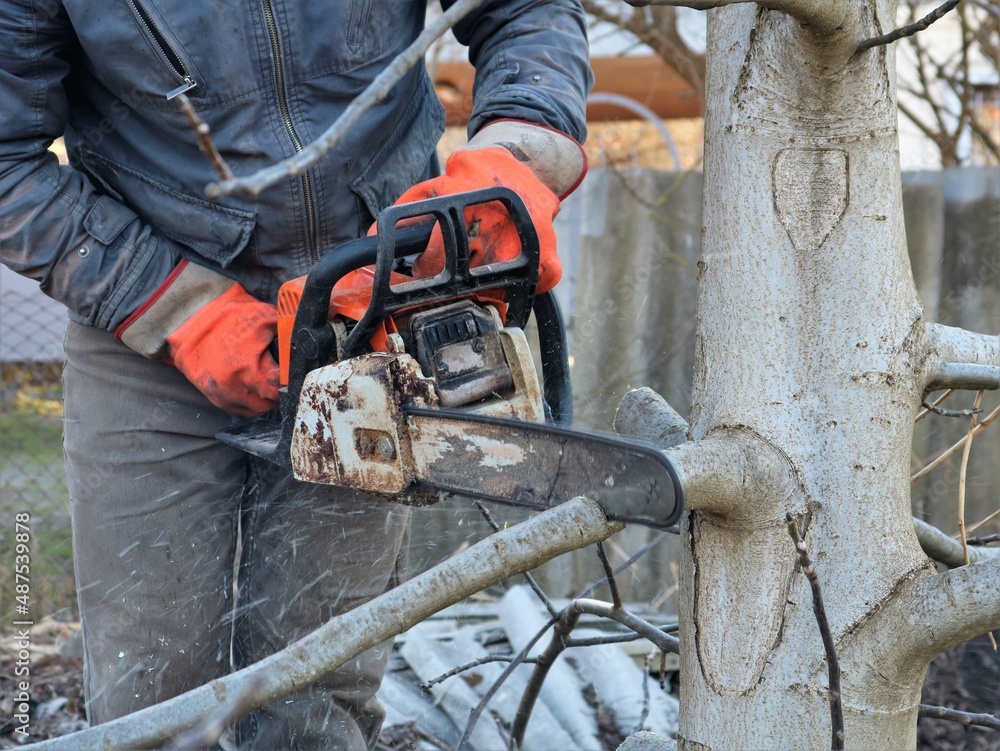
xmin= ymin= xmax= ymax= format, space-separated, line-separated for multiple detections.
xmin=430 ymin=56 xmax=704 ymax=127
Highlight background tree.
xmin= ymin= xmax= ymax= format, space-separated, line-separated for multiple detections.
xmin=584 ymin=0 xmax=1000 ymax=167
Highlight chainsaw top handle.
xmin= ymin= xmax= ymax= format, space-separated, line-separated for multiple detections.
xmin=283 ymin=186 xmax=540 ymax=419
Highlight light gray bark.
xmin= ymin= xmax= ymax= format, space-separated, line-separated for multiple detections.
xmin=615 ymin=1 xmax=1000 ymax=749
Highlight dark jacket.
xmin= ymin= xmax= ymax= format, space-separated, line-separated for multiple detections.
xmin=0 ymin=0 xmax=590 ymax=331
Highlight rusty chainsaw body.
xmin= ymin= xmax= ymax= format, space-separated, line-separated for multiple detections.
xmin=218 ymin=188 xmax=684 ymax=529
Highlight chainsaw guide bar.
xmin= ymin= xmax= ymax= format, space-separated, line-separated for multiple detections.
xmin=402 ymin=407 xmax=684 ymax=529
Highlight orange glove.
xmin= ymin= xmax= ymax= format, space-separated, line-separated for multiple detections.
xmin=116 ymin=259 xmax=279 ymax=416
xmin=384 ymin=120 xmax=586 ymax=296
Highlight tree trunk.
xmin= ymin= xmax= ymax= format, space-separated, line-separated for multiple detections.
xmin=676 ymin=3 xmax=978 ymax=748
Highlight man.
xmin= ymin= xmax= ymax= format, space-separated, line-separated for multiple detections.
xmin=0 ymin=0 xmax=590 ymax=748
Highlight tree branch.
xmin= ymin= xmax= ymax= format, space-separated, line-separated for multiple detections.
xmin=615 ymin=387 xmax=690 ymax=449
xmin=902 ymin=555 xmax=1000 ymax=660
xmin=581 ymin=3 xmax=706 ymax=96
xmin=623 ymin=0 xmax=856 ymax=34
xmin=206 ymin=0 xmax=484 ymax=199
xmin=856 ymin=0 xmax=961 ymax=53
xmin=615 ymin=388 xmax=796 ymax=518
xmin=32 ymin=498 xmax=620 ymax=751
xmin=666 ymin=435 xmax=796 ymax=517
xmin=913 ymin=517 xmax=1000 ymax=568
xmin=924 ymin=324 xmax=1000 ymax=391
xmin=919 ymin=704 xmax=1000 ymax=730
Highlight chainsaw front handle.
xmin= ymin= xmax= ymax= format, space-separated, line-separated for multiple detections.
xmin=282 ymin=187 xmax=541 ymax=426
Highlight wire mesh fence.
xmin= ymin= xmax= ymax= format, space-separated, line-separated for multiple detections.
xmin=0 ymin=289 xmax=75 ymax=626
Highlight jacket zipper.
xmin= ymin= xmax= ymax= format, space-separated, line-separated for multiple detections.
xmin=260 ymin=0 xmax=319 ymax=262
xmin=129 ymin=0 xmax=196 ymax=100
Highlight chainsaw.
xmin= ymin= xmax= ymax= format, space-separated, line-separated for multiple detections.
xmin=217 ymin=187 xmax=684 ymax=529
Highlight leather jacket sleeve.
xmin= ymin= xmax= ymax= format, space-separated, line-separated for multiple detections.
xmin=449 ymin=0 xmax=593 ymax=143
xmin=0 ymin=0 xmax=180 ymax=332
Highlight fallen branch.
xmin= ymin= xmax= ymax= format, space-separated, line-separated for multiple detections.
xmin=596 ymin=542 xmax=624 ymax=609
xmin=577 ymin=530 xmax=674 ymax=599
xmin=457 ymin=615 xmax=558 ymax=751
xmin=206 ymin=0 xmax=484 ymax=199
xmin=510 ymin=608 xmax=582 ymax=750
xmin=33 ymin=498 xmax=620 ymax=751
xmin=175 ymin=94 xmax=233 ymax=182
xmin=159 ymin=678 xmax=261 ymax=751
xmin=476 ymin=500 xmax=559 ymax=619
xmin=565 ymin=623 xmax=679 ymax=649
xmin=787 ymin=514 xmax=844 ymax=751
xmin=509 ymin=597 xmax=680 ymax=750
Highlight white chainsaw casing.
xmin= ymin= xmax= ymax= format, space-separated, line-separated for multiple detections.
xmin=289 ymin=326 xmax=543 ymax=495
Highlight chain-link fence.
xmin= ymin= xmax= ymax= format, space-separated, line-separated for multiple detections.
xmin=0 ymin=287 xmax=75 ymax=627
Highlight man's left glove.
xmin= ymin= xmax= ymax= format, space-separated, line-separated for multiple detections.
xmin=385 ymin=120 xmax=587 ymax=296
xmin=115 ymin=259 xmax=279 ymax=416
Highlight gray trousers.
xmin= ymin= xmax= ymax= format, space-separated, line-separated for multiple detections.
xmin=63 ymin=321 xmax=409 ymax=750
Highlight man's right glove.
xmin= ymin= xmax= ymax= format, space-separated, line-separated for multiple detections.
xmin=115 ymin=259 xmax=279 ymax=416
xmin=379 ymin=120 xmax=587 ymax=298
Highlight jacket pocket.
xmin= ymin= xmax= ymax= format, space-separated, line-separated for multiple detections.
xmin=350 ymin=77 xmax=445 ymax=222
xmin=77 ymin=148 xmax=255 ymax=268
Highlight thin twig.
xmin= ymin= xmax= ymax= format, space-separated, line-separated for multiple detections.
xmin=856 ymin=0 xmax=962 ymax=53
xmin=596 ymin=542 xmax=623 ymax=610
xmin=207 ymin=0 xmax=484 ymax=198
xmin=564 ymin=623 xmax=679 ymax=649
xmin=476 ymin=501 xmax=559 ymax=619
xmin=635 ymin=652 xmax=652 ymax=733
xmin=965 ymin=507 xmax=1000 ymax=537
xmin=786 ymin=514 xmax=844 ymax=751
xmin=567 ymin=599 xmax=680 ymax=655
xmin=915 ymin=389 xmax=956 ymax=422
xmin=509 ymin=598 xmax=679 ymax=751
xmin=919 ymin=704 xmax=1000 ymax=730
xmin=509 ymin=609 xmax=581 ymax=750
xmin=919 ymin=401 xmax=980 ymax=418
xmin=957 ymin=391 xmax=985 ymax=567
xmin=159 ymin=677 xmax=262 ymax=751
xmin=911 ymin=403 xmax=1000 ymax=482
xmin=456 ymin=616 xmax=558 ymax=751
xmin=956 ymin=393 xmax=997 ymax=651
xmin=968 ymin=533 xmax=1000 ymax=546
xmin=412 ymin=725 xmax=453 ymax=751
xmin=175 ymin=94 xmax=234 ymax=182
xmin=419 ymin=653 xmax=538 ymax=691
xmin=577 ymin=530 xmax=673 ymax=599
